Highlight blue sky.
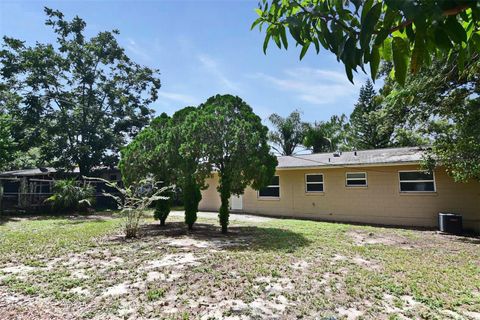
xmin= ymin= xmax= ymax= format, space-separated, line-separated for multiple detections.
xmin=0 ymin=0 xmax=373 ymax=123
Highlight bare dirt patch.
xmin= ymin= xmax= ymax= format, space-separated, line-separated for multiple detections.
xmin=351 ymin=256 xmax=382 ymax=270
xmin=347 ymin=229 xmax=416 ymax=249
xmin=336 ymin=306 xmax=364 ymax=320
xmin=144 ymin=253 xmax=200 ymax=268
xmin=1 ymin=265 xmax=37 ymax=274
xmin=0 ymin=292 xmax=71 ymax=320
xmin=102 ymin=282 xmax=129 ymax=296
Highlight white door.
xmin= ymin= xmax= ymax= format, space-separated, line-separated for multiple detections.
xmin=230 ymin=195 xmax=243 ymax=211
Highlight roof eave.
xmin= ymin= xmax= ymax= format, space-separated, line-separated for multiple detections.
xmin=276 ymin=160 xmax=422 ymax=170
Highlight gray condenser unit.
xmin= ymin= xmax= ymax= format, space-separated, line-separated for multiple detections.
xmin=438 ymin=213 xmax=463 ymax=234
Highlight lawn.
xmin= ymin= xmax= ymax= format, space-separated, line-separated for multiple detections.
xmin=0 ymin=211 xmax=479 ymax=320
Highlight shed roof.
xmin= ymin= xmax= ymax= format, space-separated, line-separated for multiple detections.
xmin=0 ymin=167 xmax=63 ymax=177
xmin=0 ymin=166 xmax=118 ymax=178
xmin=277 ymin=147 xmax=426 ymax=169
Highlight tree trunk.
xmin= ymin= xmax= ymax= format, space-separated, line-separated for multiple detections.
xmin=218 ymin=174 xmax=231 ymax=234
xmin=184 ymin=176 xmax=201 ymax=230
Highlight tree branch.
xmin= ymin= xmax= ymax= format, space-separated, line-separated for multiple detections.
xmin=292 ymin=0 xmax=359 ymax=35
xmin=387 ymin=4 xmax=470 ymax=34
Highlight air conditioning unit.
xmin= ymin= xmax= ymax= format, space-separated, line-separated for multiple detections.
xmin=438 ymin=212 xmax=463 ymax=234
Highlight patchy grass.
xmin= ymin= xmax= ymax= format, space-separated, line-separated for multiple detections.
xmin=0 ymin=212 xmax=479 ymax=319
xmin=0 ymin=214 xmax=123 ymax=265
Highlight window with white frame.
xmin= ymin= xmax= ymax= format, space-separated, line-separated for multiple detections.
xmin=259 ymin=175 xmax=280 ymax=198
xmin=346 ymin=172 xmax=367 ymax=187
xmin=399 ymin=171 xmax=435 ymax=192
xmin=305 ymin=173 xmax=324 ymax=192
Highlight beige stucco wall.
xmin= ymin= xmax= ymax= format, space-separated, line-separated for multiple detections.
xmin=199 ymin=173 xmax=221 ymax=212
xmin=198 ymin=165 xmax=480 ymax=232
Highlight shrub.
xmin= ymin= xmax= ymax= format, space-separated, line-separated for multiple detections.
xmin=154 ymin=193 xmax=172 ymax=227
xmin=45 ymin=179 xmax=94 ymax=213
xmin=183 ymin=178 xmax=202 ymax=230
xmin=86 ymin=176 xmax=171 ymax=238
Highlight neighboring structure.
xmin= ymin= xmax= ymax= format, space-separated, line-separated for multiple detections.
xmin=199 ymin=147 xmax=480 ymax=232
xmin=0 ymin=167 xmax=121 ymax=212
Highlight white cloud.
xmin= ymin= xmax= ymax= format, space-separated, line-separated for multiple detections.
xmin=197 ymin=54 xmax=240 ymax=92
xmin=251 ymin=67 xmax=361 ymax=106
xmin=157 ymin=91 xmax=198 ymax=106
xmin=125 ymin=38 xmax=152 ymax=62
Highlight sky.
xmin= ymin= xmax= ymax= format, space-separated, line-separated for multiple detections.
xmin=0 ymin=0 xmax=374 ymax=124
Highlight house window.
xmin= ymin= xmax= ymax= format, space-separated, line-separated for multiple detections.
xmin=399 ymin=171 xmax=435 ymax=192
xmin=259 ymin=176 xmax=280 ymax=198
xmin=305 ymin=174 xmax=324 ymax=192
xmin=346 ymin=172 xmax=367 ymax=187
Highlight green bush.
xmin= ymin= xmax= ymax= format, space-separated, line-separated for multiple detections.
xmin=183 ymin=179 xmax=202 ymax=230
xmin=154 ymin=193 xmax=172 ymax=226
xmin=45 ymin=179 xmax=95 ymax=213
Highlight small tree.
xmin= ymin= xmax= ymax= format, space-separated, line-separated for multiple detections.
xmin=192 ymin=94 xmax=277 ymax=233
xmin=182 ymin=176 xmax=202 ymax=229
xmin=120 ymin=113 xmax=174 ymax=226
xmin=154 ymin=190 xmax=172 ymax=227
xmin=172 ymin=107 xmax=210 ymax=230
xmin=120 ymin=109 xmax=208 ymax=230
xmin=119 ymin=113 xmax=171 ymax=186
xmin=88 ymin=177 xmax=170 ymax=238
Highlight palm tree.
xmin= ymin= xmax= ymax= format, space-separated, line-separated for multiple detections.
xmin=268 ymin=110 xmax=307 ymax=155
xmin=303 ymin=115 xmax=350 ymax=153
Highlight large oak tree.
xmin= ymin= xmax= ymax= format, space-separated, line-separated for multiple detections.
xmin=0 ymin=8 xmax=160 ymax=175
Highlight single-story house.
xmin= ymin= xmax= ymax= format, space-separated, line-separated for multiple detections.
xmin=198 ymin=147 xmax=480 ymax=232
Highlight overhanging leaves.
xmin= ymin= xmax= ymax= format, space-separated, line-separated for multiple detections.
xmin=253 ymin=0 xmax=480 ymax=85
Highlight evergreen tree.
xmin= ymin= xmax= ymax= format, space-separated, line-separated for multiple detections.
xmin=191 ymin=94 xmax=277 ymax=233
xmin=349 ymin=80 xmax=394 ymax=149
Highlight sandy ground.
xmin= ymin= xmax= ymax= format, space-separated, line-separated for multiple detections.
xmin=0 ymin=213 xmax=479 ymax=320
xmin=169 ymin=210 xmax=273 ymax=223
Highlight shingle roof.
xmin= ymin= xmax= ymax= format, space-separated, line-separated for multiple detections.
xmin=0 ymin=167 xmax=119 ymax=177
xmin=0 ymin=167 xmax=80 ymax=177
xmin=277 ymin=147 xmax=426 ymax=169
xmin=0 ymin=167 xmax=60 ymax=177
